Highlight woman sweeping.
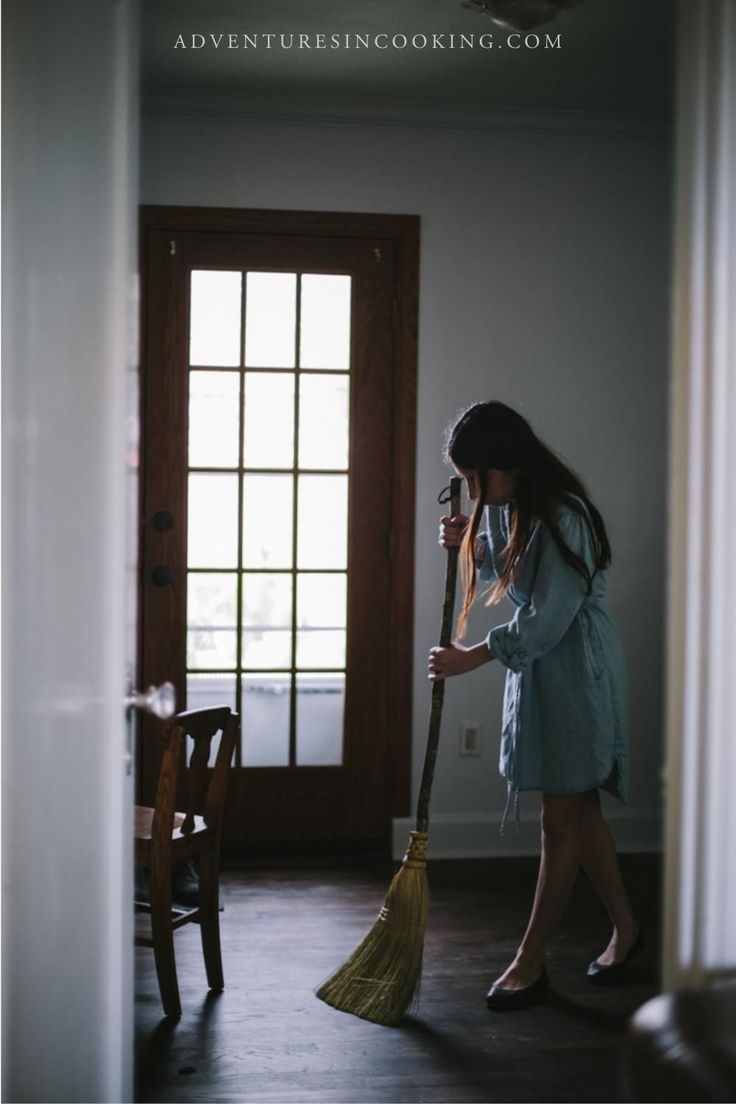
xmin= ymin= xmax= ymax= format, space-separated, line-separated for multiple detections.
xmin=428 ymin=400 xmax=642 ymax=1011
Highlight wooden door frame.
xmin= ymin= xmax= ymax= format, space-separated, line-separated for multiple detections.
xmin=138 ymin=204 xmax=420 ymax=829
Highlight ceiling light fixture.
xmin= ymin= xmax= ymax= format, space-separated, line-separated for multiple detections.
xmin=461 ymin=0 xmax=583 ymax=33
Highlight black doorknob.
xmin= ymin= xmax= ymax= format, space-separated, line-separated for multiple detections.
xmin=152 ymin=510 xmax=174 ymax=532
xmin=151 ymin=565 xmax=172 ymax=587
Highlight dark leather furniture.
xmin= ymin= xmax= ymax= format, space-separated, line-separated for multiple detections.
xmin=625 ymin=983 xmax=736 ymax=1102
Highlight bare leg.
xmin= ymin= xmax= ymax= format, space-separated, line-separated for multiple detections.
xmin=579 ymin=789 xmax=639 ymax=965
xmin=493 ymin=792 xmax=586 ymax=990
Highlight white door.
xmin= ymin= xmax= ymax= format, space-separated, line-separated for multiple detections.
xmin=2 ymin=2 xmax=139 ymax=1100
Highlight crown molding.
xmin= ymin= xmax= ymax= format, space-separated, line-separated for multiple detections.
xmin=142 ymin=86 xmax=672 ymax=142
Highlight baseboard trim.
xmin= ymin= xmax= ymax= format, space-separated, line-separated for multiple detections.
xmin=392 ymin=809 xmax=662 ymax=860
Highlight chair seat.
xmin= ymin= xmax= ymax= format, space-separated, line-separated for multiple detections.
xmin=134 ymin=804 xmax=208 ymax=843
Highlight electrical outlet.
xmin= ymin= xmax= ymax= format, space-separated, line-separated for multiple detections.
xmin=460 ymin=721 xmax=482 ymax=756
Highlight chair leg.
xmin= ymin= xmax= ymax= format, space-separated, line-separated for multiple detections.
xmin=149 ymin=861 xmax=181 ymax=1018
xmin=198 ymin=848 xmax=224 ymax=991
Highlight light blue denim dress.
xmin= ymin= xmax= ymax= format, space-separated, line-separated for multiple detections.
xmin=476 ymin=496 xmax=629 ymax=831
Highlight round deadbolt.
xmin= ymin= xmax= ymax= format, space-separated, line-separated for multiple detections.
xmin=152 ymin=511 xmax=174 ymax=532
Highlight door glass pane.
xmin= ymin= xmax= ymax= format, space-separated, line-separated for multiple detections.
xmin=187 ymin=572 xmax=237 ymax=670
xmin=297 ymin=475 xmax=348 ymax=569
xmin=296 ymin=573 xmax=346 ymax=668
xmin=241 ymin=674 xmax=290 ymax=767
xmin=242 ymin=573 xmax=292 ymax=669
xmin=243 ymin=474 xmax=293 ymax=568
xmin=245 ymin=273 xmax=296 ymax=368
xmin=190 ymin=270 xmax=241 ymax=367
xmin=183 ymin=268 xmax=355 ymax=776
xmin=300 ymin=275 xmax=351 ymax=370
xmin=188 ymin=473 xmax=239 ymax=568
xmin=185 ymin=673 xmax=237 ymax=767
xmin=243 ymin=372 xmax=295 ymax=469
xmin=187 ymin=672 xmax=237 ymax=712
xmin=296 ymin=673 xmax=345 ymax=766
xmin=189 ymin=371 xmax=240 ymax=469
xmin=298 ymin=375 xmax=349 ymax=471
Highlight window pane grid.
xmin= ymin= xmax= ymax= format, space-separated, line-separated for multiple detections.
xmin=183 ymin=365 xmax=350 ymax=375
xmin=234 ymin=271 xmax=247 ymax=764
xmin=188 ymin=668 xmax=346 ymax=675
xmin=188 ymin=567 xmax=348 ymax=576
xmin=287 ymin=276 xmax=303 ymax=766
xmin=187 ymin=267 xmax=350 ymax=769
xmin=189 ymin=466 xmax=350 ymax=475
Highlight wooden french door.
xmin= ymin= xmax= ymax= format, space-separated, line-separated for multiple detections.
xmin=138 ymin=207 xmax=418 ymax=847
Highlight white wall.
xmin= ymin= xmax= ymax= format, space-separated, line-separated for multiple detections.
xmin=142 ymin=105 xmax=671 ymax=854
xmin=2 ymin=1 xmax=138 ymax=1100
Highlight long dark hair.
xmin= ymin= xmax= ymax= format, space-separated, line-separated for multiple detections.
xmin=445 ymin=401 xmax=611 ymax=638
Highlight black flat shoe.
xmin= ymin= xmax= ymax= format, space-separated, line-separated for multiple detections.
xmin=485 ymin=966 xmax=549 ymax=1010
xmin=587 ymin=927 xmax=645 ymax=985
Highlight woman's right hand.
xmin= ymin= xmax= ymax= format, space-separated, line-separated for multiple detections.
xmin=438 ymin=514 xmax=469 ymax=549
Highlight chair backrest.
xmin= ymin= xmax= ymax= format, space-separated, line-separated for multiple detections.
xmin=150 ymin=706 xmax=238 ymax=849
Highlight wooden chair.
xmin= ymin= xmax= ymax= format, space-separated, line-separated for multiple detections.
xmin=135 ymin=706 xmax=238 ymax=1018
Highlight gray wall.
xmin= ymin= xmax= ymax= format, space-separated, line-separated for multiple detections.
xmin=142 ymin=106 xmax=671 ymax=853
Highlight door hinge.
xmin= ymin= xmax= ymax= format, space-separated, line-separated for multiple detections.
xmin=169 ymin=239 xmax=177 ymax=256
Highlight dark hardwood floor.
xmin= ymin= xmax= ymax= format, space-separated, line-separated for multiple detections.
xmin=135 ymin=854 xmax=661 ymax=1103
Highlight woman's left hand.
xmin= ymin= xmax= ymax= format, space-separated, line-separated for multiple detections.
xmin=427 ymin=642 xmax=491 ymax=681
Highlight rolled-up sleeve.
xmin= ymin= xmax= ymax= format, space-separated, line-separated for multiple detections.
xmin=486 ymin=509 xmax=596 ymax=674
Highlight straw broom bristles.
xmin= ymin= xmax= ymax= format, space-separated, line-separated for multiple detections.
xmin=315 ymin=476 xmax=462 ymax=1028
xmin=315 ymin=831 xmax=429 ymax=1026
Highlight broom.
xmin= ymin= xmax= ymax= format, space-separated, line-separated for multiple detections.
xmin=315 ymin=476 xmax=462 ymax=1026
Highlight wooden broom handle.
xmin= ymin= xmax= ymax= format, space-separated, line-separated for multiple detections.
xmin=415 ymin=476 xmax=462 ymax=834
